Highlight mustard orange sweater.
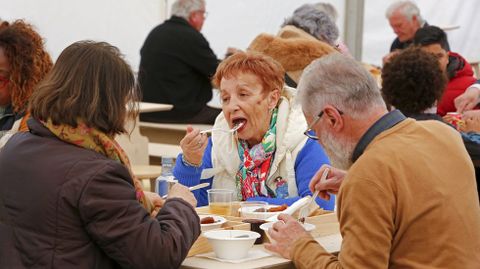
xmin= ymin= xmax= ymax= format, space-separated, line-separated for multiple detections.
xmin=292 ymin=119 xmax=480 ymax=268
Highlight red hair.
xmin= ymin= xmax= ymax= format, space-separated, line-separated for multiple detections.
xmin=212 ymin=51 xmax=285 ymax=93
xmin=0 ymin=20 xmax=52 ymax=112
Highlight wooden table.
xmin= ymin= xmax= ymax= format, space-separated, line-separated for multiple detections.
xmin=138 ymin=102 xmax=173 ymax=113
xmin=131 ymin=164 xmax=162 ymax=179
xmin=181 ymin=212 xmax=341 ymax=269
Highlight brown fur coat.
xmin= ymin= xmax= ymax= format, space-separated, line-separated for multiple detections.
xmin=248 ymin=25 xmax=336 ymax=84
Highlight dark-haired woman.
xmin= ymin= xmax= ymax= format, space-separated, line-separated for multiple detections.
xmin=0 ymin=41 xmax=200 ymax=268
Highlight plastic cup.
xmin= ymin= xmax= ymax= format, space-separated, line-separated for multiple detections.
xmin=239 ymin=201 xmax=269 ymax=219
xmin=207 ymin=189 xmax=233 ymax=216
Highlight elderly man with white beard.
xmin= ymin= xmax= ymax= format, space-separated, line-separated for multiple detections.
xmin=264 ymin=53 xmax=480 ymax=268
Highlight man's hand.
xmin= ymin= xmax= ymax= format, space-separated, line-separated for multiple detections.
xmin=455 ymin=86 xmax=480 ymax=113
xmin=264 ymin=214 xmax=311 ymax=259
xmin=309 ymin=165 xmax=346 ymax=200
xmin=461 ymin=110 xmax=480 ymax=132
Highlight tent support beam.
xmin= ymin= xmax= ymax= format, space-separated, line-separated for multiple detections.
xmin=344 ymin=0 xmax=365 ymax=61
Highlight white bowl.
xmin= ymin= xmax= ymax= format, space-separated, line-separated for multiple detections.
xmin=239 ymin=204 xmax=286 ymax=220
xmin=259 ymin=222 xmax=316 ymax=243
xmin=203 ymin=230 xmax=261 ymax=260
xmin=198 ymin=215 xmax=227 ymax=232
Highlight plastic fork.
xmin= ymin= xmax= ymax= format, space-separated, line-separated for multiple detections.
xmin=199 ymin=122 xmax=244 ymax=134
xmin=298 ymin=168 xmax=330 ymax=223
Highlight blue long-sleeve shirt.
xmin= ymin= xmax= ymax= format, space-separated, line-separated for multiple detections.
xmin=173 ymin=138 xmax=335 ymax=210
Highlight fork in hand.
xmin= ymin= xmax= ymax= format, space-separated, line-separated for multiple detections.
xmin=298 ymin=168 xmax=330 ymax=223
xmin=199 ymin=122 xmax=245 ymax=134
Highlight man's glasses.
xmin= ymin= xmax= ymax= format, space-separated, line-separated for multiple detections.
xmin=303 ymin=108 xmax=344 ymax=140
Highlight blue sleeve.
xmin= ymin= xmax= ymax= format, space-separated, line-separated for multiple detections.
xmin=173 ymin=138 xmax=214 ymax=207
xmin=249 ymin=139 xmax=335 ymax=210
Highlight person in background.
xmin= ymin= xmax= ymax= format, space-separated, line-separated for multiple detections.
xmin=382 ymin=47 xmax=480 ymax=199
xmin=0 ymin=20 xmax=52 ymax=143
xmin=139 ymin=0 xmax=231 ymax=124
xmin=413 ymin=25 xmax=478 ymax=116
xmin=382 ymin=0 xmax=449 ymax=63
xmin=248 ymin=4 xmax=337 ymax=88
xmin=0 ymin=41 xmax=200 ymax=268
xmin=264 ymin=53 xmax=480 ymax=268
xmin=313 ymin=2 xmax=351 ymax=56
xmin=174 ymin=52 xmax=334 ymax=209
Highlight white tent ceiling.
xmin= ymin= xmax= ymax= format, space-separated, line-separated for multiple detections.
xmin=2 ymin=0 xmax=479 ymax=70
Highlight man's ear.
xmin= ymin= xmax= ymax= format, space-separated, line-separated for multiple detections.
xmin=268 ymin=89 xmax=281 ymax=109
xmin=323 ymin=105 xmax=344 ymax=132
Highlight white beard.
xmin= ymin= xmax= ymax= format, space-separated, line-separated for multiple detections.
xmin=319 ymin=130 xmax=355 ymax=170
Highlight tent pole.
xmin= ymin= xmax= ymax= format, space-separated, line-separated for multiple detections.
xmin=344 ymin=0 xmax=364 ymax=61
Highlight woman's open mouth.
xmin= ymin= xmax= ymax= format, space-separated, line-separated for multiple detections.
xmin=232 ymin=118 xmax=247 ymax=133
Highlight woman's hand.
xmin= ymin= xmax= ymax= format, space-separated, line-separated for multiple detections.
xmin=179 ymin=126 xmax=208 ymax=166
xmin=144 ymin=191 xmax=165 ymax=217
xmin=168 ymin=183 xmax=197 ymax=208
xmin=309 ymin=164 xmax=347 ymax=200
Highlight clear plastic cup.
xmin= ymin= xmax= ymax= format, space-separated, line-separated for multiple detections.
xmin=239 ymin=201 xmax=269 ymax=219
xmin=207 ymin=189 xmax=233 ymax=216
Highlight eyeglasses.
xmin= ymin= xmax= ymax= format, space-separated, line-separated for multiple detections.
xmin=303 ymin=108 xmax=344 ymax=140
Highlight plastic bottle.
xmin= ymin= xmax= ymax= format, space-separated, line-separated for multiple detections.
xmin=156 ymin=157 xmax=174 ymax=197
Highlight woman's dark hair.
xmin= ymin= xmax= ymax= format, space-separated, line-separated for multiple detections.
xmin=0 ymin=19 xmax=52 ymax=112
xmin=382 ymin=47 xmax=447 ymax=114
xmin=30 ymin=41 xmax=140 ymax=136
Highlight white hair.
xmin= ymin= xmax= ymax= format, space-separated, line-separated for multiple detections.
xmin=386 ymin=0 xmax=424 ymax=23
xmin=297 ymin=53 xmax=386 ymax=119
xmin=314 ymin=2 xmax=338 ymax=23
xmin=282 ymin=4 xmax=339 ymax=46
xmin=171 ymin=0 xmax=205 ymax=20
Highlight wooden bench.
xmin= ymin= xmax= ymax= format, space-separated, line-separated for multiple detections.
xmin=149 ymin=143 xmax=182 ymax=159
xmin=139 ymin=121 xmax=212 ymax=145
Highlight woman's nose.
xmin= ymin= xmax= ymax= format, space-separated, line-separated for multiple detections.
xmin=224 ymin=96 xmax=240 ymax=112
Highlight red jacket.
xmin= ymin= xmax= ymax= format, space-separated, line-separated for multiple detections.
xmin=437 ymin=52 xmax=477 ymax=116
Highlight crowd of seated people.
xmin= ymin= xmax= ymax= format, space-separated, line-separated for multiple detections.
xmin=0 ymin=0 xmax=479 ymax=268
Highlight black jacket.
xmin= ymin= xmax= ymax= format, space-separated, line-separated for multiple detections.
xmin=0 ymin=119 xmax=201 ymax=268
xmin=139 ymin=16 xmax=219 ymax=119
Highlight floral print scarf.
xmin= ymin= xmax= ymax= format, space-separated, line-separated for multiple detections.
xmin=42 ymin=119 xmax=153 ymax=212
xmin=235 ymin=108 xmax=283 ymax=200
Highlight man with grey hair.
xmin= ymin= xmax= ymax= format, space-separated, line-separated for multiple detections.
xmin=383 ymin=1 xmax=449 ymax=63
xmin=265 ymin=53 xmax=480 ymax=268
xmin=139 ymin=0 xmax=227 ymax=124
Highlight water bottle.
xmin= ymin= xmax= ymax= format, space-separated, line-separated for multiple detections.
xmin=156 ymin=157 xmax=174 ymax=197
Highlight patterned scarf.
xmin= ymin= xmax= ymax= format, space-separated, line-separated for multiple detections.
xmin=235 ymin=108 xmax=278 ymax=200
xmin=42 ymin=119 xmax=153 ymax=212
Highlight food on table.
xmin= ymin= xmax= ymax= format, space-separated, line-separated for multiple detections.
xmin=200 ymin=216 xmax=215 ymax=224
xmin=267 ymin=204 xmax=288 ymax=212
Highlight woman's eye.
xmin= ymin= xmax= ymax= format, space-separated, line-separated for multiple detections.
xmin=221 ymin=97 xmax=229 ymax=103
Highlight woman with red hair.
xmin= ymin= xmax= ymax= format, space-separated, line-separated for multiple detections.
xmin=0 ymin=20 xmax=52 ymax=142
